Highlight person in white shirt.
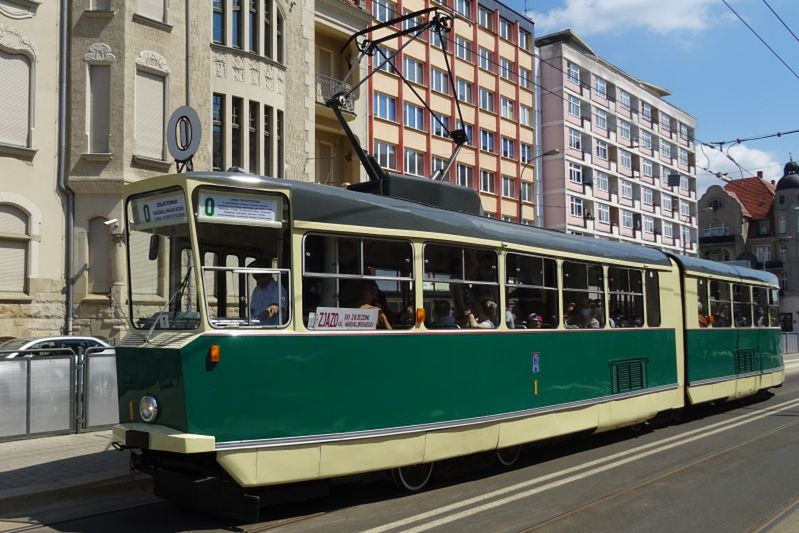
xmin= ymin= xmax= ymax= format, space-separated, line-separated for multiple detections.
xmin=249 ymin=261 xmax=287 ymax=325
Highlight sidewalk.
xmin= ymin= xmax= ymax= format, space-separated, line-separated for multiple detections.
xmin=0 ymin=430 xmax=149 ymax=520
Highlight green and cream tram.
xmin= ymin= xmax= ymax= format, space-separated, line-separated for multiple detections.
xmin=113 ymin=171 xmax=783 ymax=519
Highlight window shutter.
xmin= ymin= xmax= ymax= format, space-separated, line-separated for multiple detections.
xmin=137 ymin=0 xmax=165 ymax=21
xmin=0 ymin=205 xmax=27 ymax=235
xmin=129 ymin=232 xmax=159 ymax=296
xmin=0 ymin=242 xmax=26 ymax=292
xmin=89 ymin=65 xmax=111 ymax=153
xmin=0 ymin=51 xmax=30 ymax=147
xmin=135 ymin=71 xmax=165 ymax=159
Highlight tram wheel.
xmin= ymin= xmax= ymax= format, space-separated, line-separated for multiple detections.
xmin=495 ymin=445 xmax=522 ymax=467
xmin=669 ymin=408 xmax=684 ymax=423
xmin=392 ymin=462 xmax=434 ymax=492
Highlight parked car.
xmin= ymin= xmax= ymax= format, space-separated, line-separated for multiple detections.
xmin=0 ymin=336 xmax=112 ymax=358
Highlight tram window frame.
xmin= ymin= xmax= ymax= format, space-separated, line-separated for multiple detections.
xmin=753 ymin=286 xmax=769 ymax=327
xmin=505 ymin=252 xmax=559 ymax=329
xmin=607 ymin=267 xmax=644 ymax=328
xmin=769 ymin=288 xmax=780 ymax=327
xmin=645 ymin=270 xmax=661 ymax=327
xmin=301 ymin=233 xmax=415 ymax=330
xmin=696 ymin=278 xmax=710 ymax=328
xmin=562 ymin=260 xmax=605 ymax=329
xmin=422 ymin=243 xmax=500 ymax=329
xmin=709 ymin=280 xmax=732 ymax=328
xmin=732 ymin=284 xmax=753 ymax=328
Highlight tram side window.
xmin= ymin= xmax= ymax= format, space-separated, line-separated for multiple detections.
xmin=608 ymin=267 xmax=644 ymax=328
xmin=753 ymin=287 xmax=769 ymax=327
xmin=302 ymin=234 xmax=414 ymax=330
xmin=769 ymin=288 xmax=780 ymax=327
xmin=697 ymin=278 xmax=710 ymax=328
xmin=645 ymin=270 xmax=661 ymax=327
xmin=732 ymin=284 xmax=753 ymax=328
xmin=423 ymin=244 xmax=499 ymax=329
xmin=709 ymin=280 xmax=731 ymax=328
xmin=562 ymin=261 xmax=604 ymax=329
xmin=506 ymin=253 xmax=558 ymax=329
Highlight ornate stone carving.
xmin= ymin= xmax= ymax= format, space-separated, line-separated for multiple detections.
xmin=249 ymin=61 xmax=259 ymax=86
xmin=277 ymin=71 xmax=284 ymax=95
xmin=0 ymin=24 xmax=38 ymax=61
xmin=135 ymin=51 xmax=169 ymax=73
xmin=0 ymin=0 xmax=36 ymax=20
xmin=84 ymin=43 xmax=115 ymax=64
xmin=264 ymin=64 xmax=274 ymax=91
xmin=213 ymin=52 xmax=226 ymax=78
xmin=232 ymin=56 xmax=244 ymax=82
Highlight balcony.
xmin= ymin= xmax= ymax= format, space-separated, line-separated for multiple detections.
xmin=699 ymin=234 xmax=735 ymax=245
xmin=316 ymin=73 xmax=356 ymax=114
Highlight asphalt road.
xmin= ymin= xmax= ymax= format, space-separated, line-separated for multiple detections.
xmin=15 ymin=365 xmax=799 ymax=533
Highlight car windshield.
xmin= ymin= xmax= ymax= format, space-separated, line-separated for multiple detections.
xmin=0 ymin=338 xmax=32 ymax=349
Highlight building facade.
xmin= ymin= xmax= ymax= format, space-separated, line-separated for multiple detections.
xmin=367 ymin=0 xmax=537 ymax=222
xmin=772 ymin=162 xmax=799 ymax=331
xmin=537 ymin=30 xmax=698 ymax=255
xmin=0 ymin=1 xmax=65 ymax=339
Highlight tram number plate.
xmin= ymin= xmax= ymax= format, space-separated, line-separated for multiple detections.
xmin=126 ymin=430 xmax=151 ymax=449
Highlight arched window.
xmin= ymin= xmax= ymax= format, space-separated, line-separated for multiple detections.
xmin=88 ymin=217 xmax=112 ymax=294
xmin=0 ymin=49 xmax=32 ymax=148
xmin=0 ymin=204 xmax=29 ymax=293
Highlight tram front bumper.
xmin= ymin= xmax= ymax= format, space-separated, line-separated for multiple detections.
xmin=112 ymin=423 xmax=215 ymax=454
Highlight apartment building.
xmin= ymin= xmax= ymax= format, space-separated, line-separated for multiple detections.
xmin=367 ymin=0 xmax=537 ymax=222
xmin=0 ymin=1 xmax=64 ymax=338
xmin=537 ymin=30 xmax=698 ymax=255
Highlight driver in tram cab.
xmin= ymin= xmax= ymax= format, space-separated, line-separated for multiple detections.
xmin=249 ymin=260 xmax=288 ymax=326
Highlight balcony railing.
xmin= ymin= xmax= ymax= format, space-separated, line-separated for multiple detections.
xmin=316 ymin=73 xmax=356 ymax=114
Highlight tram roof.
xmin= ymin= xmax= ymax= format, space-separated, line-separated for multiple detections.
xmin=669 ymin=254 xmax=779 ymax=286
xmin=186 ymin=172 xmax=672 ymax=266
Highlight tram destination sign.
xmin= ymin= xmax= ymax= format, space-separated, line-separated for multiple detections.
xmin=131 ymin=192 xmax=187 ymax=229
xmin=197 ymin=191 xmax=282 ymax=227
xmin=309 ymin=307 xmax=379 ymax=330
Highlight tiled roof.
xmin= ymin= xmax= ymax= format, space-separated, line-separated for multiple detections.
xmin=724 ymin=177 xmax=775 ymax=219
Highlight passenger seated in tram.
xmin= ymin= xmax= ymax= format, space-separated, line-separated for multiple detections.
xmin=755 ymin=307 xmax=767 ymax=327
xmin=525 ymin=313 xmax=543 ymax=329
xmin=564 ymin=301 xmax=579 ymax=328
xmin=432 ymin=300 xmax=458 ymax=328
xmin=466 ymin=299 xmax=498 ymax=329
xmin=697 ymin=301 xmax=709 ymax=328
xmin=249 ymin=260 xmax=288 ymax=326
xmin=712 ymin=304 xmax=731 ymax=327
xmin=579 ymin=301 xmax=601 ymax=329
xmin=354 ymin=281 xmax=392 ymax=330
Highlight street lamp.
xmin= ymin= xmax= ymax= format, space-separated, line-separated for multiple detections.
xmin=518 ymin=148 xmax=560 ymax=227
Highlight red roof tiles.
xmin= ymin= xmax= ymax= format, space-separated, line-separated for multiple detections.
xmin=724 ymin=177 xmax=775 ymax=219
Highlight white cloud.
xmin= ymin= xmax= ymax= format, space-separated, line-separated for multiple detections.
xmin=530 ymin=0 xmax=720 ymax=36
xmin=697 ymin=143 xmax=783 ymax=195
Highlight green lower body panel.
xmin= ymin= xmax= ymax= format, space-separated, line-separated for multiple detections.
xmin=685 ymin=328 xmax=783 ymax=384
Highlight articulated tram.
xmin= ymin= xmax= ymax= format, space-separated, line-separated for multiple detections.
xmin=112 ymin=171 xmax=783 ymax=520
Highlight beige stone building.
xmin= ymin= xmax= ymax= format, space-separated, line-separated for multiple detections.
xmin=0 ymin=0 xmax=371 ymax=341
xmin=0 ymin=1 xmax=65 ymax=339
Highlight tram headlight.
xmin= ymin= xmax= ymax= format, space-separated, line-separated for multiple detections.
xmin=139 ymin=395 xmax=159 ymax=423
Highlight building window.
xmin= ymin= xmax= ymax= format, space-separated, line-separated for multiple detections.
xmin=680 ymin=175 xmax=689 ymax=191
xmin=643 ymin=216 xmax=654 ymax=234
xmin=403 ymin=56 xmax=423 ymax=84
xmin=594 ymin=171 xmax=608 ymax=192
xmin=479 ymin=88 xmax=494 ymax=112
xmin=641 ymin=131 xmax=652 ymax=149
xmin=521 ymin=182 xmax=532 ymax=202
xmin=519 ymin=29 xmax=531 ymax=51
xmin=88 ymin=64 xmax=111 ymax=153
xmin=660 ymin=113 xmax=671 ymax=132
xmin=457 ymin=164 xmax=472 ymax=187
xmin=135 ymin=70 xmax=165 ymax=160
xmin=0 ymin=49 xmax=31 ymax=147
xmin=0 ymin=205 xmax=29 ymax=293
xmin=264 ymin=105 xmax=273 ymax=175
xmin=595 ymin=108 xmax=607 ymax=129
xmin=232 ymin=0 xmax=243 ymax=48
xmin=520 ymin=143 xmax=532 ymax=164
xmin=568 ymin=128 xmax=581 ymax=150
xmin=619 ymin=89 xmax=631 ymax=109
xmin=88 ymin=217 xmax=112 ymax=294
xmin=662 ymin=143 xmax=672 ymax=159
xmin=499 ymin=58 xmax=513 ymax=80
xmin=501 ymin=175 xmax=514 ymax=198
xmin=598 ymin=203 xmax=610 ymax=224
xmin=276 ymin=109 xmax=284 ymax=178
xmin=137 ymin=0 xmax=165 ymax=22
xmin=680 ymin=200 xmax=690 ymax=217
xmin=755 ymin=245 xmax=771 ymax=263
xmin=596 ymin=140 xmax=608 ymax=160
xmin=520 ymin=104 xmax=532 ymax=126
xmin=457 ymin=120 xmax=473 ymax=146
xmin=455 ymin=36 xmax=472 ymax=61
xmin=480 ymin=170 xmax=495 ymax=193
xmin=642 ymin=187 xmax=653 ymax=205
xmin=372 ymin=0 xmax=397 ymax=23
xmin=618 ymin=119 xmax=631 ymax=141
xmin=404 ymin=148 xmax=424 ymax=176
xmin=231 ymin=97 xmax=242 ymax=167
xmin=213 ymin=0 xmax=225 ymax=44
xmin=456 ymin=78 xmax=472 ymax=103
xmin=569 ymin=196 xmax=583 ymax=218
xmin=642 ymin=159 xmax=653 ymax=177
xmin=455 ymin=0 xmax=471 ymax=17
xmin=432 ymin=156 xmax=446 ymax=177
xmin=403 ymin=102 xmax=424 ymax=130
xmin=499 ymin=17 xmax=512 ymax=40
xmin=480 ymin=129 xmax=495 ymax=152
xmin=478 ymin=6 xmax=492 ymax=29
xmin=374 ymin=140 xmax=397 ymax=170
xmin=431 ymin=112 xmax=449 ymax=137
xmin=595 ymin=76 xmax=607 ymax=98
xmin=373 ymin=92 xmax=397 ymax=121
xmin=478 ymin=47 xmax=494 ymax=71
xmin=569 ymin=162 xmax=583 ymax=184
xmin=500 ymin=96 xmax=514 ymax=119
xmin=374 ymin=46 xmax=396 ymax=73
xmin=621 ymin=180 xmax=633 ymax=199
xmin=680 ymin=123 xmax=690 ymax=141
xmin=567 ymin=61 xmax=580 ymax=84
xmin=779 ymin=215 xmax=787 ymax=234
xmin=248 ymin=101 xmax=258 ymax=172
xmin=568 ymin=95 xmax=581 ymax=117
xmin=759 ymin=220 xmax=771 ymax=235
xmin=641 ymin=101 xmax=652 ymax=120
xmin=663 ymin=223 xmax=673 ymax=238
xmin=679 ymin=148 xmax=689 ymax=166
xmin=248 ymin=0 xmax=259 ymax=53
xmin=431 ymin=67 xmax=448 ymax=93
xmin=703 ymin=223 xmax=728 ymax=237
xmin=622 ymin=210 xmax=633 ymax=228
xmin=403 ymin=9 xmax=424 ymax=36
xmin=662 ymin=194 xmax=672 ymax=213
xmin=212 ymin=94 xmax=224 ymax=170
xmin=620 ymin=150 xmax=632 ymax=169
xmin=501 ymin=137 xmax=515 ymax=159
xmin=519 ymin=67 xmax=531 ymax=88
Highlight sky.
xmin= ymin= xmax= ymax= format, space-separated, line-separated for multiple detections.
xmin=504 ymin=0 xmax=799 ymax=193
